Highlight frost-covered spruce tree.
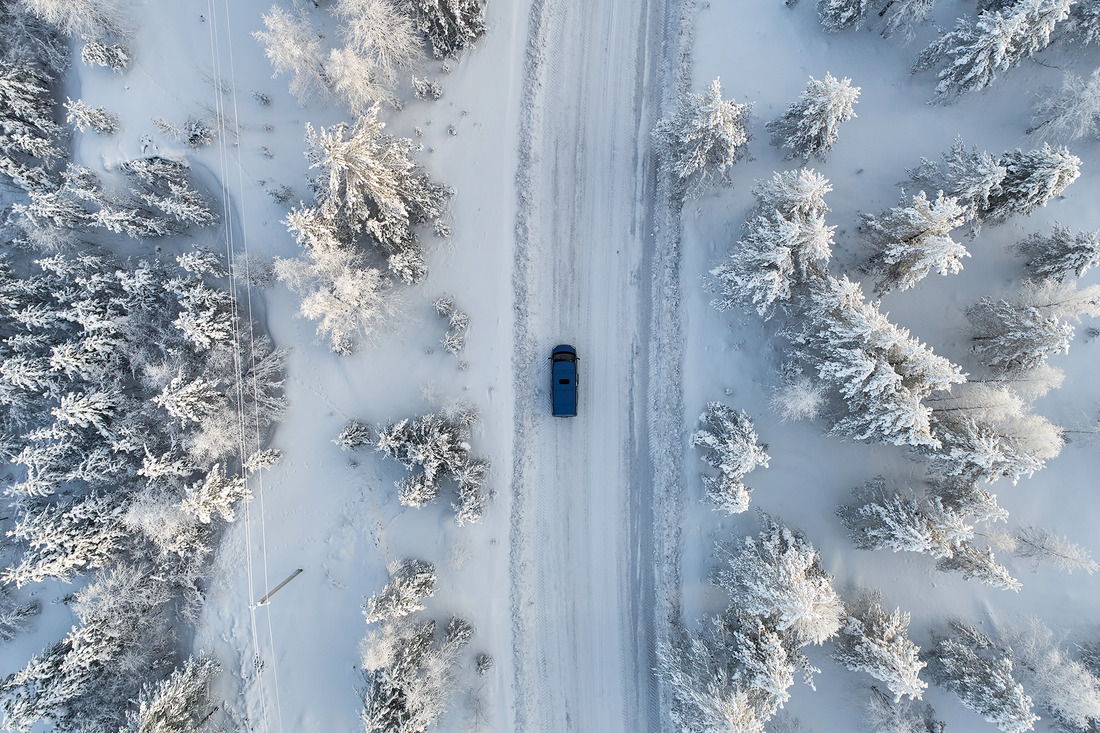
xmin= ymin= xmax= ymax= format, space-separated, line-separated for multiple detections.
xmin=819 ymin=0 xmax=873 ymax=31
xmin=1030 ymin=69 xmax=1100 ymax=141
xmin=715 ymin=512 xmax=844 ymax=646
xmin=968 ymin=297 xmax=1073 ymax=374
xmin=0 ymin=56 xmax=65 ymax=191
xmin=880 ymin=0 xmax=938 ymax=41
xmin=363 ymin=559 xmax=437 ymax=624
xmin=80 ymin=39 xmax=129 ymax=72
xmin=0 ymin=589 xmax=39 ymax=642
xmin=936 ymin=542 xmax=1022 ymax=590
xmin=834 ymin=590 xmax=927 ymax=702
xmin=329 ymin=0 xmax=419 ymax=112
xmin=334 ymin=418 xmax=373 ymax=450
xmin=711 ymin=169 xmax=834 ymax=317
xmin=1015 ymin=224 xmax=1100 ymax=281
xmin=910 ymin=138 xmax=1006 ymax=226
xmin=124 ymin=656 xmax=219 ymax=733
xmin=787 ymin=274 xmax=966 ymax=448
xmin=304 ymin=109 xmax=452 ymax=283
xmin=837 ymin=478 xmax=973 ymax=559
xmin=983 ymin=144 xmax=1080 ymax=224
xmin=653 ymin=77 xmax=751 ymax=198
xmin=180 ymin=464 xmax=250 ymax=524
xmin=863 ymin=191 xmax=968 ymax=294
xmin=913 ymin=0 xmax=1073 ymax=103
xmin=691 ymin=403 xmax=770 ymax=515
xmin=64 ymin=98 xmax=118 ymax=135
xmin=253 ymin=6 xmax=328 ymax=105
xmin=402 ymin=0 xmax=488 ymax=58
xmin=926 ymin=621 xmax=1039 ymax=732
xmin=767 ymin=73 xmax=859 ymax=161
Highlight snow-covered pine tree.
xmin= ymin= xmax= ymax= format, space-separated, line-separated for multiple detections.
xmin=767 ymin=73 xmax=860 ymax=161
xmin=1015 ymin=223 xmax=1100 ymax=281
xmin=837 ymin=478 xmax=972 ymax=559
xmin=653 ymin=77 xmax=751 ymax=198
xmin=329 ymin=0 xmax=419 ymax=112
xmin=0 ymin=589 xmax=39 ymax=642
xmin=0 ymin=56 xmax=65 ymax=191
xmin=1068 ymin=0 xmax=1100 ymax=43
xmin=880 ymin=0 xmax=938 ymax=41
xmin=363 ymin=559 xmax=437 ymax=624
xmin=402 ymin=0 xmax=488 ymax=58
xmin=968 ymin=296 xmax=1074 ymax=374
xmin=304 ymin=110 xmax=452 ymax=283
xmin=3 ymin=492 xmax=130 ymax=586
xmin=819 ymin=0 xmax=873 ymax=31
xmin=79 ymin=38 xmax=129 ymax=71
xmin=334 ymin=418 xmax=373 ymax=450
xmin=835 ymin=590 xmax=927 ymax=702
xmin=63 ymin=97 xmax=118 ymax=135
xmin=913 ymin=0 xmax=1072 ymax=103
xmin=124 ymin=656 xmax=219 ymax=733
xmin=715 ymin=512 xmax=844 ymax=646
xmin=1030 ymin=69 xmax=1100 ymax=141
xmin=983 ymin=144 xmax=1080 ymax=224
xmin=452 ymin=455 xmax=488 ymax=525
xmin=863 ymin=190 xmax=968 ymax=294
xmin=753 ymin=168 xmax=833 ymax=218
xmin=935 ymin=542 xmax=1021 ymax=591
xmin=926 ymin=621 xmax=1039 ymax=732
xmin=180 ymin=464 xmax=250 ymax=523
xmin=910 ymin=138 xmax=1006 ymax=227
xmin=254 ymin=5 xmax=328 ymax=105
xmin=691 ymin=403 xmax=770 ymax=514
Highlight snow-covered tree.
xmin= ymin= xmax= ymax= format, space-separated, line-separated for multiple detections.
xmin=837 ymin=478 xmax=973 ymax=559
xmin=3 ymin=492 xmax=130 ymax=586
xmin=864 ymin=686 xmax=946 ymax=733
xmin=834 ymin=590 xmax=927 ymax=701
xmin=936 ymin=542 xmax=1021 ymax=591
xmin=863 ymin=191 xmax=968 ymax=294
xmin=691 ymin=403 xmax=770 ymax=514
xmin=1030 ymin=69 xmax=1100 ymax=141
xmin=304 ymin=110 xmax=452 ymax=283
xmin=363 ymin=559 xmax=437 ymax=624
xmin=880 ymin=0 xmax=938 ymax=41
xmin=0 ymin=57 xmax=64 ymax=191
xmin=653 ymin=77 xmax=751 ymax=198
xmin=19 ymin=0 xmax=127 ymax=39
xmin=819 ymin=0 xmax=873 ymax=31
xmin=984 ymin=144 xmax=1080 ymax=224
xmin=1015 ymin=223 xmax=1100 ymax=281
xmin=180 ymin=464 xmax=250 ymax=524
xmin=913 ymin=0 xmax=1072 ymax=102
xmin=1008 ymin=524 xmax=1098 ymax=574
xmin=402 ymin=0 xmax=487 ymax=58
xmin=770 ymin=368 xmax=826 ymax=422
xmin=64 ymin=98 xmax=117 ymax=135
xmin=360 ymin=617 xmax=469 ymax=733
xmin=926 ymin=622 xmax=1039 ymax=732
xmin=124 ymin=656 xmax=219 ymax=733
xmin=1068 ymin=0 xmax=1100 ymax=43
xmin=0 ymin=590 xmax=39 ymax=643
xmin=276 ymin=227 xmax=394 ymax=354
xmin=1002 ymin=619 xmax=1100 ymax=731
xmin=910 ymin=138 xmax=1006 ymax=226
xmin=335 ymin=418 xmax=373 ymax=450
xmin=968 ymin=297 xmax=1073 ymax=374
xmin=80 ymin=39 xmax=129 ymax=72
xmin=254 ymin=6 xmax=328 ymax=105
xmin=715 ymin=513 xmax=844 ymax=646
xmin=329 ymin=0 xmax=419 ymax=112
xmin=767 ymin=73 xmax=860 ymax=161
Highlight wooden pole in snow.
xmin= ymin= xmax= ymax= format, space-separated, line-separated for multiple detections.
xmin=253 ymin=568 xmax=303 ymax=608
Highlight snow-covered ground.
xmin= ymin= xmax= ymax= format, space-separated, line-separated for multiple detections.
xmin=8 ymin=0 xmax=1100 ymax=731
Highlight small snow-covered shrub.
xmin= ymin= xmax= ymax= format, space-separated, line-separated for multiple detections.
xmin=80 ymin=38 xmax=129 ymax=71
xmin=363 ymin=559 xmax=437 ymax=624
xmin=691 ymin=403 xmax=769 ymax=514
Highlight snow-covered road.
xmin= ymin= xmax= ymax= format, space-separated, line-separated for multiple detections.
xmin=509 ymin=0 xmax=683 ymax=730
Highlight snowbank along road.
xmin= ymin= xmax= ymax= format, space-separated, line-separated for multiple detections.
xmin=510 ymin=0 xmax=683 ymax=730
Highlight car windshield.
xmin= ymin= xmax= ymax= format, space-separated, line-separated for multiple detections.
xmin=552 ymin=352 xmax=574 ymax=362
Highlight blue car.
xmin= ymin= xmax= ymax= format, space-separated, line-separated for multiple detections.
xmin=550 ymin=344 xmax=578 ymax=417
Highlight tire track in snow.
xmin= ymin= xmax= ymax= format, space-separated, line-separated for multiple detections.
xmin=509 ymin=0 xmax=683 ymax=730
